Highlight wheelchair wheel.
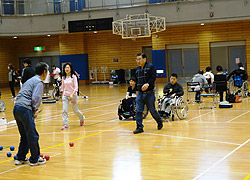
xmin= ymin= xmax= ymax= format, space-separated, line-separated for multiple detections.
xmin=142 ymin=104 xmax=148 ymax=119
xmin=0 ymin=100 xmax=5 ymax=112
xmin=243 ymin=82 xmax=249 ymax=98
xmin=52 ymin=87 xmax=60 ymax=101
xmin=175 ymin=97 xmax=188 ymax=120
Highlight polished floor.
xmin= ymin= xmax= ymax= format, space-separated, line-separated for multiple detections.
xmin=0 ymin=83 xmax=250 ymax=180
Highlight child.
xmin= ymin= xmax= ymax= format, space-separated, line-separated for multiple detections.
xmin=61 ymin=63 xmax=85 ymax=130
xmin=122 ymin=77 xmax=137 ymax=114
xmin=13 ymin=62 xmax=48 ymax=166
xmin=159 ymin=73 xmax=184 ymax=118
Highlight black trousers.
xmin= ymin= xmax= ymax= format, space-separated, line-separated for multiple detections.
xmin=9 ymin=81 xmax=15 ymax=97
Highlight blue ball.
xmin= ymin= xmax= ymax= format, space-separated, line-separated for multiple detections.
xmin=7 ymin=152 xmax=12 ymax=157
xmin=10 ymin=146 xmax=15 ymax=151
xmin=0 ymin=146 xmax=3 ymax=151
xmin=14 ymin=155 xmax=17 ymax=160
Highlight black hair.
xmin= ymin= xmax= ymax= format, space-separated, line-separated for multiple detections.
xmin=52 ymin=65 xmax=56 ymax=68
xmin=8 ymin=64 xmax=14 ymax=70
xmin=23 ymin=58 xmax=31 ymax=65
xmin=216 ymin=65 xmax=223 ymax=72
xmin=171 ymin=73 xmax=178 ymax=78
xmin=206 ymin=66 xmax=212 ymax=72
xmin=62 ymin=63 xmax=76 ymax=78
xmin=198 ymin=70 xmax=204 ymax=74
xmin=130 ymin=76 xmax=136 ymax=82
xmin=136 ymin=53 xmax=147 ymax=59
xmin=238 ymin=62 xmax=243 ymax=68
xmin=35 ymin=62 xmax=48 ymax=75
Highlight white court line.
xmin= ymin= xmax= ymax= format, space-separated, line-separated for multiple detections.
xmin=0 ymin=101 xmax=120 ymax=131
xmin=143 ymin=132 xmax=241 ymax=146
xmin=186 ymin=111 xmax=212 ymax=122
xmin=226 ymin=110 xmax=250 ymax=123
xmin=189 ymin=121 xmax=250 ymax=124
xmin=0 ymin=153 xmax=61 ymax=175
xmin=192 ymin=138 xmax=250 ymax=180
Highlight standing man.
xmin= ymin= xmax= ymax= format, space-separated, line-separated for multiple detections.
xmin=21 ymin=58 xmax=35 ymax=85
xmin=52 ymin=65 xmax=61 ymax=85
xmin=14 ymin=62 xmax=48 ymax=166
xmin=133 ymin=53 xmax=163 ymax=134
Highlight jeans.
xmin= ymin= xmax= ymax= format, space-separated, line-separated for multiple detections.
xmin=13 ymin=105 xmax=40 ymax=163
xmin=62 ymin=95 xmax=84 ymax=127
xmin=135 ymin=91 xmax=162 ymax=129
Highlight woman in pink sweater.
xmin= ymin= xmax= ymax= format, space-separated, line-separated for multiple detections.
xmin=61 ymin=63 xmax=85 ymax=130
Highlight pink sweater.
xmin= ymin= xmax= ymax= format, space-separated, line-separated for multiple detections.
xmin=61 ymin=74 xmax=78 ymax=96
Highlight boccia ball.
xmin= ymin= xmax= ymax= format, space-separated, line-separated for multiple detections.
xmin=7 ymin=152 xmax=12 ymax=157
xmin=187 ymin=99 xmax=190 ymax=102
xmin=44 ymin=155 xmax=50 ymax=161
xmin=14 ymin=155 xmax=17 ymax=160
xmin=10 ymin=146 xmax=15 ymax=151
xmin=69 ymin=142 xmax=74 ymax=147
xmin=40 ymin=154 xmax=43 ymax=158
xmin=0 ymin=146 xmax=3 ymax=150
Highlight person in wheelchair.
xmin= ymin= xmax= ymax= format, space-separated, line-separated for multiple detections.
xmin=228 ymin=63 xmax=248 ymax=92
xmin=158 ymin=73 xmax=184 ymax=118
xmin=119 ymin=77 xmax=137 ymax=118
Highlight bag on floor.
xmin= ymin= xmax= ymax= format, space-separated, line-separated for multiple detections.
xmin=226 ymin=93 xmax=235 ymax=103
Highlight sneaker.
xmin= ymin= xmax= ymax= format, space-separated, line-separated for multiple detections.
xmin=30 ymin=157 xmax=46 ymax=166
xmin=10 ymin=96 xmax=15 ymax=99
xmin=80 ymin=121 xmax=84 ymax=126
xmin=133 ymin=128 xmax=144 ymax=134
xmin=61 ymin=125 xmax=69 ymax=130
xmin=157 ymin=121 xmax=163 ymax=130
xmin=15 ymin=158 xmax=29 ymax=165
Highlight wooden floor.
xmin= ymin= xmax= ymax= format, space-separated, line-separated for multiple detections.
xmin=0 ymin=83 xmax=250 ymax=180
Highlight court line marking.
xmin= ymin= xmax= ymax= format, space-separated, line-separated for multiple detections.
xmin=0 ymin=101 xmax=120 ymax=131
xmin=143 ymin=132 xmax=241 ymax=146
xmin=226 ymin=110 xmax=250 ymax=123
xmin=0 ymin=121 xmax=134 ymax=165
xmin=0 ymin=153 xmax=61 ymax=175
xmin=192 ymin=138 xmax=250 ymax=180
xmin=243 ymin=173 xmax=250 ymax=180
xmin=186 ymin=111 xmax=212 ymax=122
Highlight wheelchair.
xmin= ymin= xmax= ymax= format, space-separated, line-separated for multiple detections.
xmin=118 ymin=98 xmax=148 ymax=120
xmin=52 ymin=80 xmax=62 ymax=101
xmin=0 ymin=92 xmax=5 ymax=112
xmin=229 ymin=76 xmax=249 ymax=98
xmin=158 ymin=96 xmax=188 ymax=121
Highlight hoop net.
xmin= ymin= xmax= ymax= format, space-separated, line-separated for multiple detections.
xmin=112 ymin=13 xmax=166 ymax=39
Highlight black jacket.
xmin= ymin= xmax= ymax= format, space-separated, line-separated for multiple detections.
xmin=163 ymin=82 xmax=184 ymax=97
xmin=228 ymin=68 xmax=248 ymax=81
xmin=21 ymin=65 xmax=35 ymax=84
xmin=135 ymin=62 xmax=156 ymax=92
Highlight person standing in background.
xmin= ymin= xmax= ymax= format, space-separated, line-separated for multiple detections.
xmin=21 ymin=58 xmax=35 ymax=85
xmin=8 ymin=64 xmax=16 ymax=99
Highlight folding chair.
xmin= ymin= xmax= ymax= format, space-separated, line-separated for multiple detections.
xmin=199 ymin=84 xmax=216 ymax=109
xmin=186 ymin=82 xmax=200 ymax=104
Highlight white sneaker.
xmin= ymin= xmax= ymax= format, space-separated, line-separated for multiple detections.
xmin=30 ymin=157 xmax=46 ymax=166
xmin=15 ymin=158 xmax=29 ymax=165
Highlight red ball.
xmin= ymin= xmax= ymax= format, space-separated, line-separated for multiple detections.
xmin=69 ymin=142 xmax=74 ymax=147
xmin=40 ymin=154 xmax=43 ymax=158
xmin=44 ymin=155 xmax=50 ymax=161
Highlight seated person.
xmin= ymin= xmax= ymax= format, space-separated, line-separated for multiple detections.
xmin=227 ymin=62 xmax=248 ymax=87
xmin=159 ymin=73 xmax=184 ymax=118
xmin=214 ymin=65 xmax=227 ymax=102
xmin=203 ymin=66 xmax=214 ymax=93
xmin=122 ymin=77 xmax=137 ymax=114
xmin=191 ymin=70 xmax=208 ymax=102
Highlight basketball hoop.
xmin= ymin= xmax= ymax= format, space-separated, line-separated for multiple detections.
xmin=112 ymin=13 xmax=166 ymax=39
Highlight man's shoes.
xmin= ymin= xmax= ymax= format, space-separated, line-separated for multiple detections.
xmin=61 ymin=125 xmax=69 ymax=130
xmin=30 ymin=157 xmax=46 ymax=166
xmin=133 ymin=128 xmax=144 ymax=134
xmin=157 ymin=121 xmax=163 ymax=130
xmin=15 ymin=158 xmax=29 ymax=165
